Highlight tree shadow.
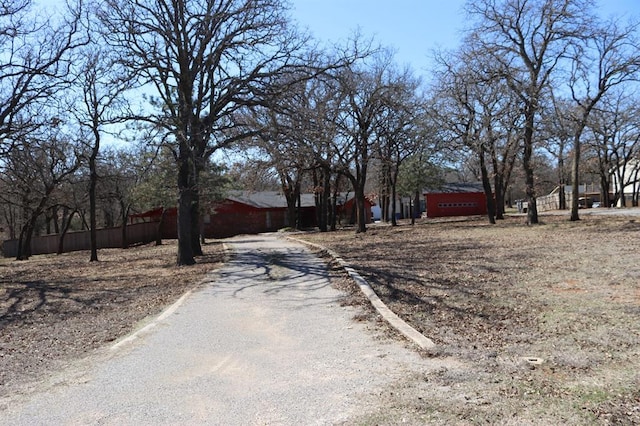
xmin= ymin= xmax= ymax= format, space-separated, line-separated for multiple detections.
xmin=210 ymin=244 xmax=341 ymax=308
xmin=318 ymin=236 xmax=545 ymax=347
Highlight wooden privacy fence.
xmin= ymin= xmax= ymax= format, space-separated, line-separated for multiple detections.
xmin=2 ymin=222 xmax=159 ymax=258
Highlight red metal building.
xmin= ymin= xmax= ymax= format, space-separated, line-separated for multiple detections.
xmin=424 ymin=184 xmax=488 ymax=218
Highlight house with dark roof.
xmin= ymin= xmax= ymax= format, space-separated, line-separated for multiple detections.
xmin=132 ymin=190 xmax=373 ymax=239
xmin=203 ymin=191 xmax=318 ymax=238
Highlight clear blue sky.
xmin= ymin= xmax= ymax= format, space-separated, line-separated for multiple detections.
xmin=36 ymin=0 xmax=639 ymax=73
xmin=290 ymin=0 xmax=640 ymax=73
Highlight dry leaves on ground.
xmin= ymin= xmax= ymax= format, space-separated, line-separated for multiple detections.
xmin=298 ymin=213 xmax=640 ymax=425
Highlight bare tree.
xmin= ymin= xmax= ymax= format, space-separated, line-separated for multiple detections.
xmin=587 ymin=92 xmax=640 ymax=207
xmin=540 ymin=94 xmax=574 ymax=210
xmin=565 ymin=17 xmax=640 ymax=220
xmin=304 ymin=74 xmax=344 ymax=232
xmin=236 ymin=75 xmax=321 ymax=230
xmin=70 ymin=47 xmax=132 ymax=261
xmin=0 ymin=0 xmax=87 ymax=155
xmin=374 ymin=66 xmax=424 ymax=225
xmin=99 ymin=0 xmax=310 ymax=265
xmin=332 ymin=51 xmax=398 ymax=233
xmin=432 ymin=46 xmax=521 ymax=223
xmin=0 ymin=126 xmax=81 ymax=260
xmin=466 ymin=0 xmax=594 ymax=224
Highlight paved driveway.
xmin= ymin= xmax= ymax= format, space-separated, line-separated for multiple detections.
xmin=1 ymin=234 xmax=431 ymax=425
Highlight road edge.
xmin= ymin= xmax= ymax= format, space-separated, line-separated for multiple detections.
xmin=110 ymin=242 xmax=233 ymax=352
xmin=287 ymin=236 xmax=437 ymax=352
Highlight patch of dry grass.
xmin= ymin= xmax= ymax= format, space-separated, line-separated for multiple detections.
xmin=298 ymin=213 xmax=640 ymax=425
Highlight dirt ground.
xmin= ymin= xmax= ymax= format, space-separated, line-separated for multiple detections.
xmin=299 ymin=212 xmax=640 ymax=425
xmin=1 ymin=212 xmax=639 ymax=424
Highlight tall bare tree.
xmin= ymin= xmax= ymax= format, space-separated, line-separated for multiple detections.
xmin=0 ymin=0 xmax=87 ymax=155
xmin=332 ymin=52 xmax=397 ymax=233
xmin=0 ymin=126 xmax=81 ymax=260
xmin=99 ymin=0 xmax=309 ymax=265
xmin=374 ymin=66 xmax=424 ymax=225
xmin=565 ymin=17 xmax=640 ymax=220
xmin=432 ymin=46 xmax=521 ymax=223
xmin=70 ymin=47 xmax=132 ymax=261
xmin=540 ymin=94 xmax=573 ymax=210
xmin=587 ymin=92 xmax=640 ymax=208
xmin=466 ymin=0 xmax=594 ymax=224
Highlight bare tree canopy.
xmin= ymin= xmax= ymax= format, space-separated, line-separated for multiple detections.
xmin=565 ymin=16 xmax=640 ymax=220
xmin=464 ymin=0 xmax=595 ymax=224
xmin=98 ymin=0 xmax=313 ymax=265
xmin=0 ymin=0 xmax=87 ymax=155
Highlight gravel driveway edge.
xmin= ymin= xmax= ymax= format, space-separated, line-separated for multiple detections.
xmin=288 ymin=235 xmax=437 ymax=352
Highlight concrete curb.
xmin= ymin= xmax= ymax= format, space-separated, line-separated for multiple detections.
xmin=110 ymin=290 xmax=194 ymax=351
xmin=288 ymin=236 xmax=437 ymax=352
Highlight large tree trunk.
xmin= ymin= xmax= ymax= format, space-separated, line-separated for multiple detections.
xmin=16 ymin=191 xmax=51 ymax=259
xmin=190 ymin=155 xmax=204 ymax=254
xmin=494 ymin=177 xmax=505 ymax=220
xmin=57 ymin=208 xmax=77 ymax=255
xmin=412 ymin=190 xmax=421 ymax=225
xmin=490 ymin=152 xmax=506 ymax=220
xmin=89 ymin=170 xmax=98 ymax=260
xmin=354 ymin=156 xmax=368 ymax=233
xmin=16 ymin=222 xmax=33 ymax=260
xmin=89 ymin=137 xmax=99 ymax=262
xmin=489 ymin=145 xmax=504 ymax=220
xmin=330 ymin=193 xmax=337 ymax=231
xmin=296 ymin=190 xmax=302 ymax=229
xmin=176 ymin=141 xmax=195 ymax=266
xmin=120 ymin=201 xmax=129 ymax=249
xmin=312 ymin=169 xmax=322 ymax=229
xmin=17 ymin=207 xmax=41 ymax=260
xmin=354 ymin=182 xmax=367 ymax=233
xmin=330 ymin=175 xmax=341 ymax=231
xmin=479 ymin=147 xmax=496 ymax=224
xmin=285 ymin=191 xmax=296 ymax=229
xmin=314 ymin=167 xmax=330 ymax=232
xmin=155 ymin=208 xmax=166 ymax=246
xmin=558 ymin=154 xmax=567 ymax=210
xmin=600 ymin=174 xmax=610 ymax=208
xmin=320 ymin=169 xmax=330 ymax=232
xmin=523 ymin=113 xmax=539 ymax=224
xmin=390 ymin=185 xmax=397 ymax=226
xmin=190 ymin=189 xmax=203 ymax=256
xmin=283 ymin=178 xmax=299 ymax=229
xmin=558 ymin=185 xmax=566 ymax=210
xmin=570 ymin=136 xmax=581 ymax=221
xmin=632 ymin=169 xmax=640 ymax=207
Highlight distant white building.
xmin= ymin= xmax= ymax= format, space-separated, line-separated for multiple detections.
xmin=611 ymin=159 xmax=640 ymax=207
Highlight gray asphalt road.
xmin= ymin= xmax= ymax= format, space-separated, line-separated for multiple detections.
xmin=1 ymin=234 xmax=431 ymax=425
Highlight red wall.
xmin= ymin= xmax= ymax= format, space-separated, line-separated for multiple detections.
xmin=425 ymin=192 xmax=488 ymax=218
xmin=155 ymin=201 xmax=317 ymax=239
xmin=207 ymin=201 xmax=283 ymax=238
xmin=337 ymin=198 xmax=373 ymax=224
